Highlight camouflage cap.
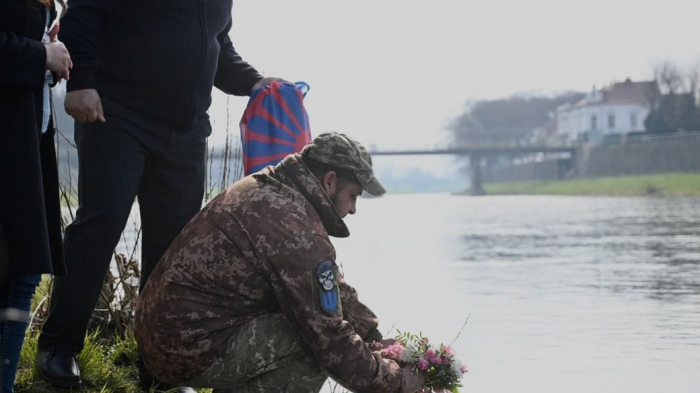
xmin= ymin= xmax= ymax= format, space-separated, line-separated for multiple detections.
xmin=301 ymin=132 xmax=386 ymax=196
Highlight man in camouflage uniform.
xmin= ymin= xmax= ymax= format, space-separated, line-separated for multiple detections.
xmin=134 ymin=132 xmax=425 ymax=393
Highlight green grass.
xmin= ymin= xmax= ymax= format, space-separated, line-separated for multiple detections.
xmin=480 ymin=173 xmax=700 ymax=197
xmin=15 ymin=330 xmax=212 ymax=393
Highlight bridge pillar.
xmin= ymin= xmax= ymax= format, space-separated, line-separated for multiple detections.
xmin=469 ymin=154 xmax=486 ymax=196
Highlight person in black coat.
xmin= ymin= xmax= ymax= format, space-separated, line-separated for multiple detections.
xmin=0 ymin=0 xmax=70 ymax=391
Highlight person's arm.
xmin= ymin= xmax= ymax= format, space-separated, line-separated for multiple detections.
xmin=213 ymin=18 xmax=264 ymax=96
xmin=58 ymin=0 xmax=109 ymax=123
xmin=0 ymin=32 xmax=47 ymax=90
xmin=0 ymin=29 xmax=71 ymax=91
xmin=57 ymin=0 xmax=111 ymax=92
xmin=338 ymin=274 xmax=384 ymax=343
xmin=265 ymin=235 xmax=404 ymax=393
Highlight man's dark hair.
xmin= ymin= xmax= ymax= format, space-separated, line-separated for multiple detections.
xmin=301 ymin=155 xmax=361 ymax=190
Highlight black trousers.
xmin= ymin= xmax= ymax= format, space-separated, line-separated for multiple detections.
xmin=38 ymin=97 xmax=210 ymax=351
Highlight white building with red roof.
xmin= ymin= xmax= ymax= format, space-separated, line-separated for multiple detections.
xmin=556 ymin=78 xmax=659 ymax=143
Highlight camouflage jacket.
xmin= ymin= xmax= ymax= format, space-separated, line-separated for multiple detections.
xmin=134 ymin=154 xmax=403 ymax=392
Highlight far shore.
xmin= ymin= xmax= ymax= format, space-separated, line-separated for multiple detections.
xmin=458 ymin=172 xmax=700 ymax=197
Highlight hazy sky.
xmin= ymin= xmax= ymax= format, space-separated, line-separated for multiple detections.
xmin=208 ymin=0 xmax=699 ymax=152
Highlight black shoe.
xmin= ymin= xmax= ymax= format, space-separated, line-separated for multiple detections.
xmin=36 ymin=346 xmax=82 ymax=387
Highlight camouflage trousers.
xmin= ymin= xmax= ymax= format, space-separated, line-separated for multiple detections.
xmin=184 ymin=313 xmax=327 ymax=392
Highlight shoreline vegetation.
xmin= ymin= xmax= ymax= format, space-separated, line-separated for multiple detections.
xmin=17 ymin=272 xmax=212 ymax=393
xmin=462 ymin=173 xmax=700 ymax=197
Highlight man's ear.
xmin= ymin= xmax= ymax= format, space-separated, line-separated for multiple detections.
xmin=321 ymin=171 xmax=338 ymax=195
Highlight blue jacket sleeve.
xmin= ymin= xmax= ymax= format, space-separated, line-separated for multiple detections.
xmin=57 ymin=0 xmax=112 ymax=92
xmin=213 ymin=18 xmax=263 ymax=97
xmin=0 ymin=32 xmax=46 ymax=91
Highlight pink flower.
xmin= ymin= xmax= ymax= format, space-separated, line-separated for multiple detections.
xmin=430 ymin=357 xmax=442 ymax=364
xmin=461 ymin=364 xmax=468 ymax=373
xmin=383 ymin=343 xmax=404 ymax=361
xmin=417 ymin=358 xmax=430 ymax=371
xmin=425 ymin=349 xmax=436 ymax=358
xmin=441 ymin=356 xmax=450 ymax=364
xmin=392 ymin=343 xmax=404 ymax=352
xmin=441 ymin=345 xmax=453 ymax=355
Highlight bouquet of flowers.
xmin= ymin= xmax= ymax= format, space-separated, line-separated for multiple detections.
xmin=371 ymin=331 xmax=467 ymax=393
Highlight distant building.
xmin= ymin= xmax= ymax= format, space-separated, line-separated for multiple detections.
xmin=556 ymin=79 xmax=658 ymax=143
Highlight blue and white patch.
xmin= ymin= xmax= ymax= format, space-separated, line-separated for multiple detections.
xmin=315 ymin=260 xmax=338 ymax=315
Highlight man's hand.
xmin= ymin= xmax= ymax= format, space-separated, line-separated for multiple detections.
xmin=65 ymin=89 xmax=106 ymax=123
xmin=251 ymin=76 xmax=288 ymax=93
xmin=401 ymin=364 xmax=426 ymax=393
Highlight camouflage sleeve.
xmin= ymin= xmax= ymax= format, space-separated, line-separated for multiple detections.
xmin=264 ymin=235 xmax=403 ymax=393
xmin=338 ymin=275 xmax=384 ymax=343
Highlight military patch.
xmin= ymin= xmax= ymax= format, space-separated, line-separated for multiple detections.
xmin=314 ymin=260 xmax=339 ymax=315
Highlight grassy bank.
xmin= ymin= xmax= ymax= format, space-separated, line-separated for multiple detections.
xmin=16 ymin=329 xmax=213 ymax=393
xmin=480 ymin=173 xmax=700 ymax=196
xmin=17 ymin=330 xmax=138 ymax=393
xmin=15 ymin=275 xmax=212 ymax=393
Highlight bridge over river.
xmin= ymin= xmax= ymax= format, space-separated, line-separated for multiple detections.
xmin=369 ymin=144 xmax=576 ymax=195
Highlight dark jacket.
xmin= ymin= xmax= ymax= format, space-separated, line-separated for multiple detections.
xmin=135 ymin=155 xmax=403 ymax=392
xmin=59 ymin=0 xmax=263 ymax=130
xmin=0 ymin=0 xmax=66 ymax=277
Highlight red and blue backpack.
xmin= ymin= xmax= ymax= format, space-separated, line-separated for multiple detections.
xmin=239 ymin=81 xmax=311 ymax=175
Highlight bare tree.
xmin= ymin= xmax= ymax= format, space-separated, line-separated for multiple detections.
xmin=646 ymin=59 xmax=700 ymax=133
xmin=652 ymin=60 xmax=685 ymax=94
xmin=447 ymin=92 xmax=584 ymax=146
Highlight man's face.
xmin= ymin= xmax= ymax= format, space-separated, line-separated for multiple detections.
xmin=330 ymin=183 xmax=364 ymax=218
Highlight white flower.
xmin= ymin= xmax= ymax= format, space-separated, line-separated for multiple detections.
xmin=399 ymin=346 xmax=417 ymax=363
xmin=450 ymin=358 xmax=464 ymax=376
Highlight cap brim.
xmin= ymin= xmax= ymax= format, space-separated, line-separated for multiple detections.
xmin=360 ymin=175 xmax=386 ymax=196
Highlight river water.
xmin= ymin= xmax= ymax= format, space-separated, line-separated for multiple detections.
xmin=108 ymin=194 xmax=700 ymax=392
xmin=329 ymin=194 xmax=700 ymax=393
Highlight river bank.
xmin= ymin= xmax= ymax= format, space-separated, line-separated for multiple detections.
xmin=474 ymin=172 xmax=700 ymax=196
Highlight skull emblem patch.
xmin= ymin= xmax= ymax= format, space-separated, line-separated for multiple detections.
xmin=318 ymin=269 xmax=335 ymax=291
xmin=314 ymin=260 xmax=338 ymax=315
